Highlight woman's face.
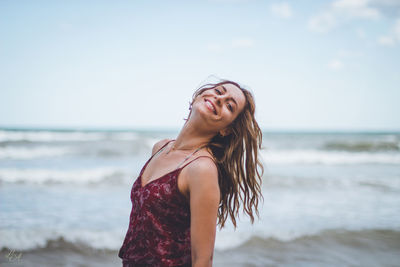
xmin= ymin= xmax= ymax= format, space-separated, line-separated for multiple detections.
xmin=192 ymin=83 xmax=246 ymax=134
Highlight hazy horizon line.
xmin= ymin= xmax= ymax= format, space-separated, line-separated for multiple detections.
xmin=1 ymin=124 xmax=399 ymax=134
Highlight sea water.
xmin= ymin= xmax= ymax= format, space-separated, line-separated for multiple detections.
xmin=0 ymin=128 xmax=399 ymax=266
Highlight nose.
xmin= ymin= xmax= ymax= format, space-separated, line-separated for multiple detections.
xmin=213 ymin=95 xmax=223 ymax=106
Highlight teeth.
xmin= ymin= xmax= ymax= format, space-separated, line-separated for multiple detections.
xmin=205 ymin=100 xmax=216 ymax=114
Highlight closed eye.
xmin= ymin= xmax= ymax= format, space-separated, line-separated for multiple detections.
xmin=215 ymin=87 xmax=234 ymax=112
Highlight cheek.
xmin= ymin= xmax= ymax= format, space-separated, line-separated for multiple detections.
xmin=228 ymin=109 xmax=243 ymax=123
xmin=220 ymin=110 xmax=236 ymax=125
xmin=191 ymin=97 xmax=202 ymax=108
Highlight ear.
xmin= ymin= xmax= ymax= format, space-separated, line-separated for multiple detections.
xmin=184 ymin=102 xmax=193 ymax=123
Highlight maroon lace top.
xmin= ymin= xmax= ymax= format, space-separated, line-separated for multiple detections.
xmin=118 ymin=140 xmax=213 ymax=267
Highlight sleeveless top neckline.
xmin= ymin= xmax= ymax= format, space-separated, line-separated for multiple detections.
xmin=118 ymin=139 xmax=215 ymax=267
xmin=139 ymin=140 xmax=212 ymax=189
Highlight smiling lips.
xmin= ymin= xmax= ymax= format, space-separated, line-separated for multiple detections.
xmin=204 ymin=99 xmax=217 ymax=115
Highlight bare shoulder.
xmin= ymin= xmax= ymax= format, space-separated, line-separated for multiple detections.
xmin=151 ymin=138 xmax=172 ymax=155
xmin=187 ymin=156 xmax=218 ymax=176
xmin=185 ymin=156 xmax=219 ymax=191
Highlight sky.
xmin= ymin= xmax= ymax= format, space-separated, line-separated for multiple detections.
xmin=1 ymin=0 xmax=400 ymax=131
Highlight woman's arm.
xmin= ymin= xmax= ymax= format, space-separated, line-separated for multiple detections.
xmin=187 ymin=157 xmax=220 ymax=267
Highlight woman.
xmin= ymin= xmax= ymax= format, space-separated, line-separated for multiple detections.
xmin=118 ymin=79 xmax=264 ymax=267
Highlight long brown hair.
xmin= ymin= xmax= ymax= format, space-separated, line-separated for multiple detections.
xmin=187 ymin=79 xmax=264 ymax=229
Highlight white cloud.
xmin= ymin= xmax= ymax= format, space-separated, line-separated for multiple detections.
xmin=378 ymin=36 xmax=395 ymax=46
xmin=369 ymin=0 xmax=400 ymax=17
xmin=332 ymin=0 xmax=380 ymax=19
xmin=231 ymin=38 xmax=255 ymax=48
xmin=328 ymin=59 xmax=344 ymax=70
xmin=308 ymin=0 xmax=381 ymax=33
xmin=309 ymin=1 xmax=400 ymax=46
xmin=377 ymin=18 xmax=400 ymax=46
xmin=394 ymin=18 xmax=400 ymax=41
xmin=371 ymin=0 xmax=400 ymax=5
xmin=308 ymin=12 xmax=337 ymax=33
xmin=270 ymin=2 xmax=293 ymax=19
xmin=333 ymin=0 xmax=368 ymax=9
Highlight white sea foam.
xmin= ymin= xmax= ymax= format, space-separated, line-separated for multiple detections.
xmin=262 ymin=149 xmax=400 ymax=165
xmin=0 ymin=228 xmax=124 ymax=251
xmin=0 ymin=130 xmax=105 ymax=142
xmin=1 ymin=129 xmax=399 ymax=257
xmin=0 ymin=168 xmax=128 ymax=184
xmin=0 ymin=130 xmax=139 ymax=142
xmin=2 ymin=224 xmax=399 ymax=252
xmin=262 ymin=173 xmax=400 ymax=192
xmin=0 ymin=146 xmax=73 ymax=159
xmin=108 ymin=132 xmax=139 ymax=141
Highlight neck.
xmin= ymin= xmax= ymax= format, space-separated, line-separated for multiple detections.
xmin=173 ymin=119 xmax=215 ymax=150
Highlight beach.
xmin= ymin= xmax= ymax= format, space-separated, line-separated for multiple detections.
xmin=1 ymin=128 xmax=399 ymax=266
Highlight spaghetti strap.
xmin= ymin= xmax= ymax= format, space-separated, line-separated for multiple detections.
xmin=152 ymin=139 xmax=175 ymax=158
xmin=178 ymin=156 xmax=216 ymax=170
xmin=140 ymin=139 xmax=175 ymax=176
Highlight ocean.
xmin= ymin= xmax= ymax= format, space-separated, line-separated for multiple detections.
xmin=0 ymin=128 xmax=399 ymax=267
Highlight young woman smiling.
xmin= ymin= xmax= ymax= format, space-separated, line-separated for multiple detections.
xmin=119 ymin=79 xmax=264 ymax=267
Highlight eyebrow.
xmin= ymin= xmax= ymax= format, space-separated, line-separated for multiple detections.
xmin=221 ymin=85 xmax=238 ymax=108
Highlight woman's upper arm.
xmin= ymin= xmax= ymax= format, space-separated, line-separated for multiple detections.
xmin=187 ymin=158 xmax=220 ymax=266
